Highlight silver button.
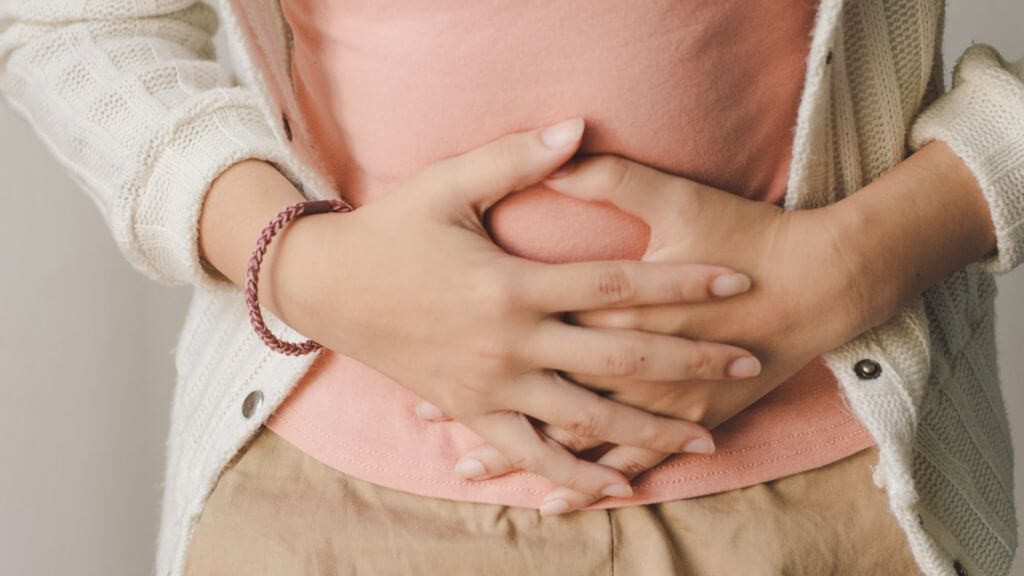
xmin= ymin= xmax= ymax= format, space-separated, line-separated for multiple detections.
xmin=854 ymin=359 xmax=882 ymax=380
xmin=953 ymin=559 xmax=967 ymax=576
xmin=242 ymin=390 xmax=264 ymax=419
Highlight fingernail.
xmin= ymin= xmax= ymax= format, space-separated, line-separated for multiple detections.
xmin=415 ymin=402 xmax=445 ymax=420
xmin=727 ymin=356 xmax=762 ymax=378
xmin=601 ymin=484 xmax=633 ymax=498
xmin=540 ymin=117 xmax=584 ymax=149
xmin=455 ymin=459 xmax=487 ymax=480
xmin=682 ymin=436 xmax=716 ymax=454
xmin=709 ymin=273 xmax=752 ymax=297
xmin=539 ymin=498 xmax=571 ymax=516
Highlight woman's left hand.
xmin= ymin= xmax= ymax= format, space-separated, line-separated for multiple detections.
xmin=419 ymin=153 xmax=887 ymax=515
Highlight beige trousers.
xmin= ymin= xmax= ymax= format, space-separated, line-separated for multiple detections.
xmin=184 ymin=426 xmax=923 ymax=575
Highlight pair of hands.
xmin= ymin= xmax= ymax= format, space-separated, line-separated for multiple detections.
xmin=269 ymin=117 xmax=877 ymax=514
xmin=411 ymin=124 xmax=878 ymax=515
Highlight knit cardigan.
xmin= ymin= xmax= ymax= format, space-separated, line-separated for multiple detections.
xmin=1 ymin=1 xmax=1021 ymax=575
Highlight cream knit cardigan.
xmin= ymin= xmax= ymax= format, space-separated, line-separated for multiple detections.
xmin=1 ymin=0 xmax=1022 ymax=574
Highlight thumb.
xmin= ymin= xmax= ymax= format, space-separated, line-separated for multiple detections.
xmin=426 ymin=117 xmax=585 ymax=214
xmin=540 ymin=154 xmax=674 ymax=231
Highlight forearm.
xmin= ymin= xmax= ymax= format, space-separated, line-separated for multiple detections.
xmin=0 ymin=2 xmax=297 ymax=287
xmin=823 ymin=140 xmax=997 ymax=333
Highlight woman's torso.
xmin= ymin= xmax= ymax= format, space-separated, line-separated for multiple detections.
xmin=266 ymin=0 xmax=876 ymax=508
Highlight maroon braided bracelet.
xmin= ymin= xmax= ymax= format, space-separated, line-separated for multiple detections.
xmin=245 ymin=198 xmax=352 ymax=355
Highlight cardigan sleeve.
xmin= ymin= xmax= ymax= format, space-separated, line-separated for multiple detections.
xmin=0 ymin=1 xmax=299 ymax=289
xmin=909 ymin=43 xmax=1024 ymax=275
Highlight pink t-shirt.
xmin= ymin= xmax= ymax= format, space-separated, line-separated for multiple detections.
xmin=267 ymin=0 xmax=875 ymax=509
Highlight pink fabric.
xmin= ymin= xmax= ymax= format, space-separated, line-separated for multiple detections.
xmin=267 ymin=0 xmax=875 ymax=509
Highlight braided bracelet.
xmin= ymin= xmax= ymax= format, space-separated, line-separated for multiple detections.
xmin=245 ymin=198 xmax=352 ymax=355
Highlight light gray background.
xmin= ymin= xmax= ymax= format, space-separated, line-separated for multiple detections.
xmin=0 ymin=2 xmax=1020 ymax=575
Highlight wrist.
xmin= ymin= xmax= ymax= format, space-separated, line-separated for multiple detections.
xmin=198 ymin=159 xmax=307 ymax=287
xmin=262 ymin=210 xmax=343 ymax=335
xmin=200 ymin=159 xmax=352 ymax=345
xmin=816 ymin=202 xmax=905 ymax=337
xmin=816 ymin=139 xmax=998 ymax=337
xmin=245 ymin=200 xmax=353 ymax=355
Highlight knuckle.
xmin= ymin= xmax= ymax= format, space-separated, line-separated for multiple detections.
xmin=463 ymin=271 xmax=529 ymax=367
xmin=552 ymin=426 xmax=593 ymax=453
xmin=669 ymin=180 xmax=705 ymax=221
xmin=489 ymin=137 xmax=524 ymax=178
xmin=562 ymin=432 xmax=592 ymax=454
xmin=668 ymin=275 xmax=691 ymax=303
xmin=507 ymin=449 xmax=539 ymax=473
xmin=546 ymin=426 xmax=592 ymax=453
xmin=474 ymin=336 xmax=522 ymax=374
xmin=630 ymin=418 xmax=664 ymax=448
xmin=673 ymin=271 xmax=711 ymax=302
xmin=559 ymin=468 xmax=600 ymax=497
xmin=501 ymin=339 xmax=525 ymax=366
xmin=603 ymin=344 xmax=644 ymax=377
xmin=675 ymin=392 xmax=712 ymax=425
xmin=564 ymin=406 xmax=610 ymax=439
xmin=457 ymin=376 xmax=492 ymax=397
xmin=445 ymin=379 xmax=496 ymax=411
xmin=594 ymin=264 xmax=636 ymax=305
xmin=464 ymin=352 xmax=516 ymax=397
xmin=474 ymin=268 xmax=522 ymax=315
xmin=684 ymin=348 xmax=715 ymax=380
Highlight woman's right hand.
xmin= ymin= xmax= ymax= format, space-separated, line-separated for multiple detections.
xmin=214 ymin=118 xmax=760 ymax=499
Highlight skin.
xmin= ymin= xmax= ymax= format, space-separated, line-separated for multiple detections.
xmin=201 ymin=115 xmax=995 ymax=513
xmin=198 ymin=118 xmax=766 ymax=500
xmin=422 ymin=137 xmax=997 ymax=515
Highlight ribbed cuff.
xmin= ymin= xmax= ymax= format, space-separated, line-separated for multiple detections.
xmin=109 ymin=87 xmax=321 ymax=290
xmin=909 ymin=44 xmax=1024 ymax=275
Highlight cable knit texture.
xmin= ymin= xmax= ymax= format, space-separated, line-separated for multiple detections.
xmin=0 ymin=1 xmax=1020 ymax=575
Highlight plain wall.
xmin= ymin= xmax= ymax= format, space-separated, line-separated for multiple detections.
xmin=0 ymin=1 xmax=1020 ymax=574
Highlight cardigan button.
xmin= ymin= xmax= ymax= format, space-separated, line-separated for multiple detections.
xmin=281 ymin=111 xmax=293 ymax=141
xmin=854 ymin=358 xmax=882 ymax=380
xmin=953 ymin=559 xmax=967 ymax=576
xmin=242 ymin=390 xmax=264 ymax=419
xmin=826 ymin=49 xmax=834 ymax=64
